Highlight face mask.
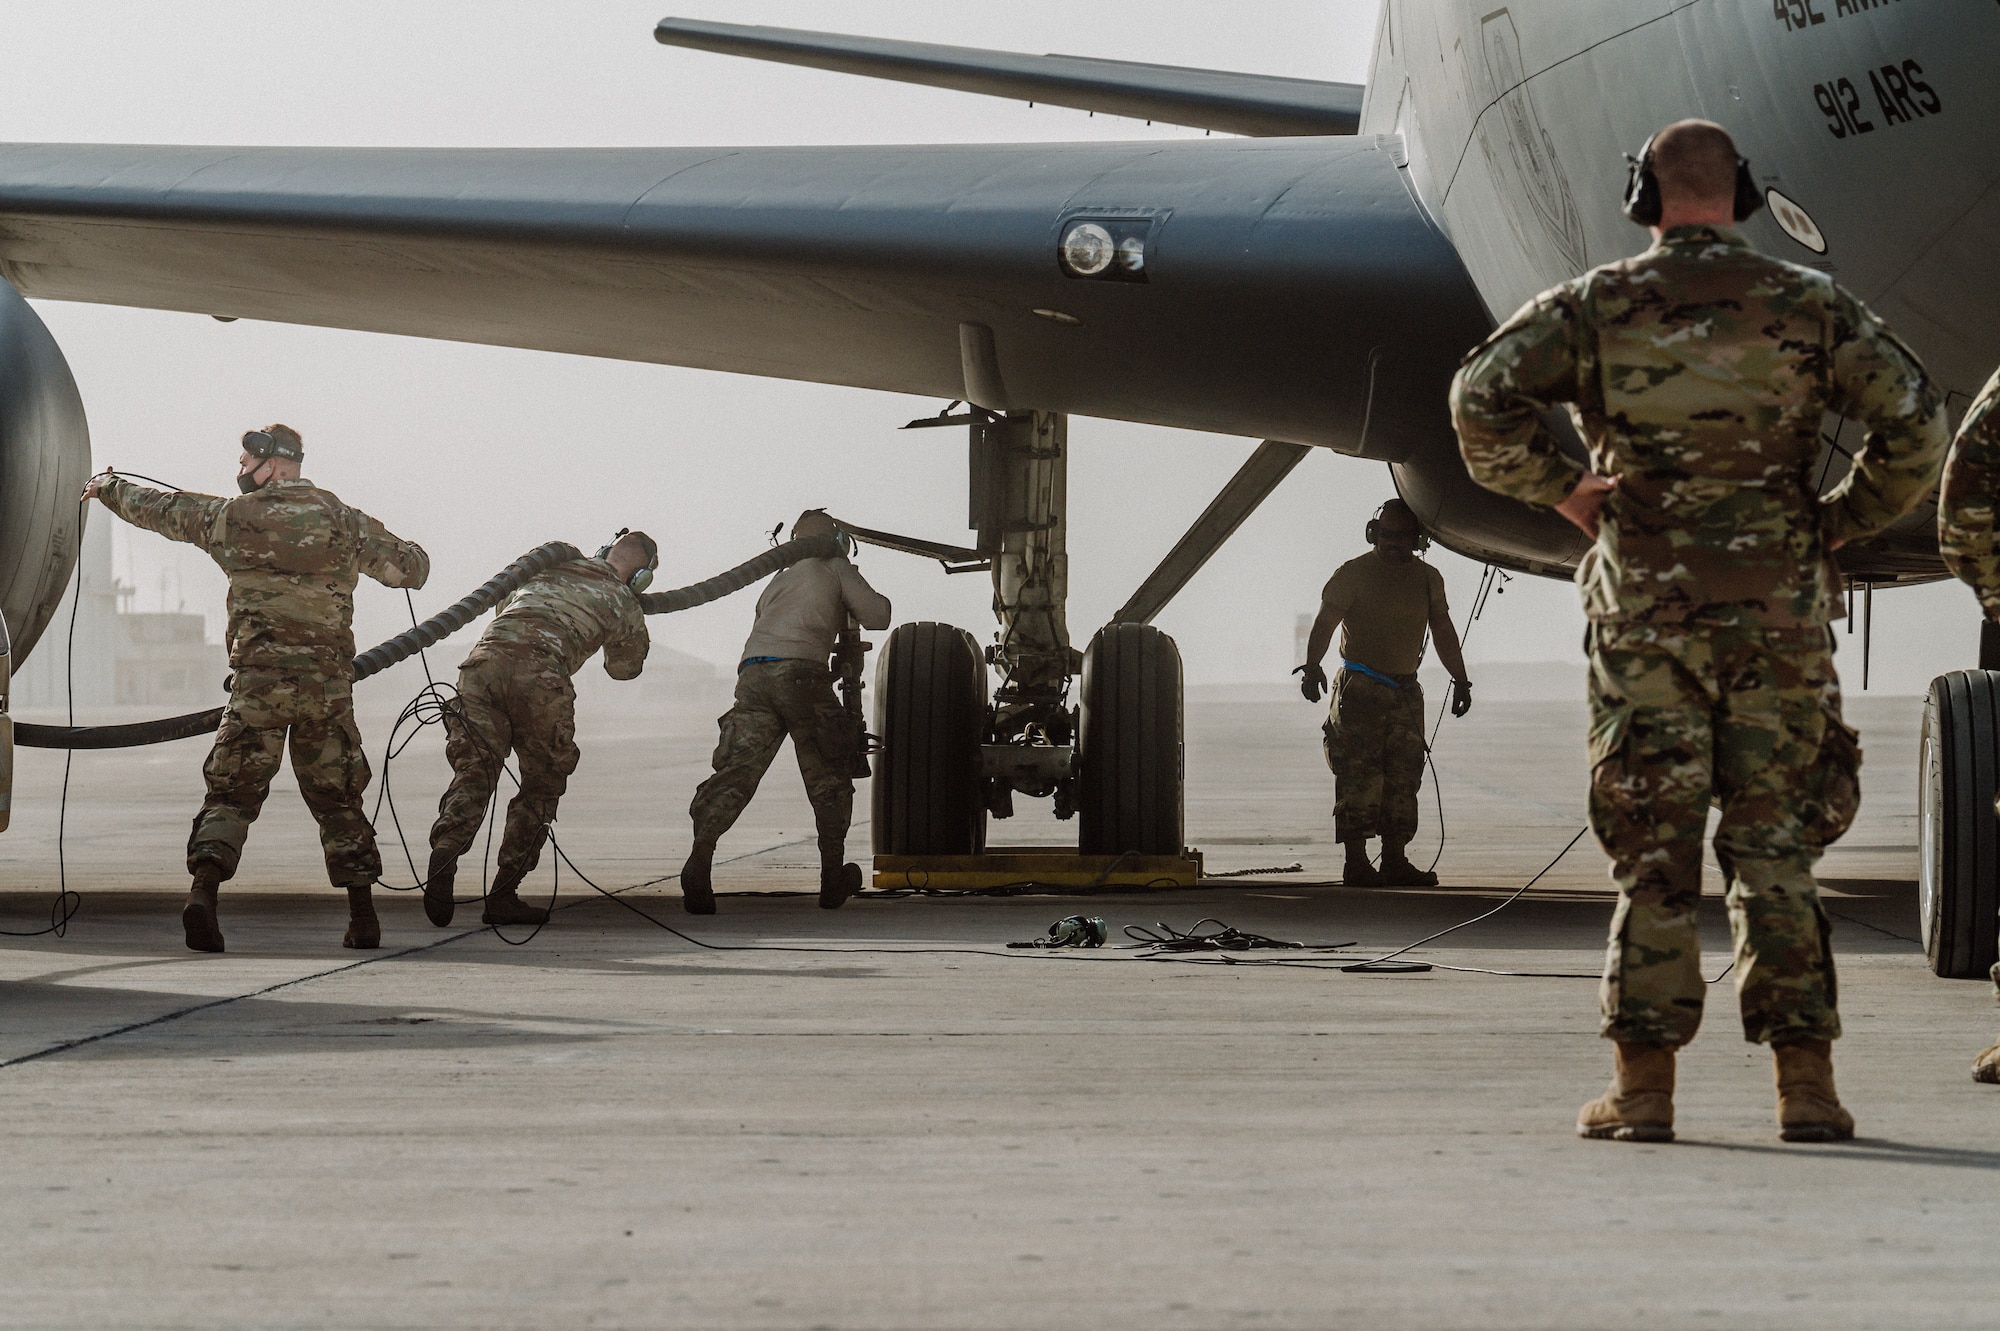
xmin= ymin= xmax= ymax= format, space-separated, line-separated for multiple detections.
xmin=238 ymin=466 xmax=268 ymax=494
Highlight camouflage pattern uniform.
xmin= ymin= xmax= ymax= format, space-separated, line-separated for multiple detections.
xmin=1451 ymin=224 xmax=1946 ymax=1048
xmin=95 ymin=476 xmax=429 ymax=888
xmin=429 ymin=558 xmax=648 ymax=880
xmin=1316 ymin=549 xmax=1448 ymax=845
xmin=690 ymin=659 xmax=858 ymax=857
xmin=1323 ymin=670 xmax=1427 ymax=845
xmin=1936 ymin=368 xmax=2000 ymax=1063
xmin=1939 ymin=369 xmax=2000 ymax=618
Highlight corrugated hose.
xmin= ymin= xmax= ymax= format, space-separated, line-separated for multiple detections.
xmin=16 ymin=534 xmax=845 ymax=750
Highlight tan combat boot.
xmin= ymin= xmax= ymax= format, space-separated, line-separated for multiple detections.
xmin=342 ymin=885 xmax=381 ymax=950
xmin=1975 ymin=1038 xmax=2000 ymax=1085
xmin=182 ymin=865 xmax=226 ymax=954
xmin=1577 ymin=1041 xmax=1676 ymax=1142
xmin=1773 ymin=1038 xmax=1855 ymax=1142
xmin=481 ymin=866 xmax=550 ymax=927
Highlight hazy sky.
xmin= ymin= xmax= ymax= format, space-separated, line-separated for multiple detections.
xmin=0 ymin=1 xmax=1979 ymax=694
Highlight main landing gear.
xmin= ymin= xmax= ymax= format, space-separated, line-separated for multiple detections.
xmin=866 ymin=402 xmax=1306 ymax=890
xmin=1919 ymin=653 xmax=2000 ymax=980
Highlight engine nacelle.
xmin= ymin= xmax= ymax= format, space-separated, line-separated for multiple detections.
xmin=0 ymin=277 xmax=90 ymax=667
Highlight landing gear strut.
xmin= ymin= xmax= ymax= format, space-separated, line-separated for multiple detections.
xmin=870 ymin=408 xmax=1197 ymax=884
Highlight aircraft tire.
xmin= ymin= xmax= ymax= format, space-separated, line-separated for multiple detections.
xmin=1919 ymin=670 xmax=2000 ymax=980
xmin=1078 ymin=622 xmax=1185 ymax=857
xmin=871 ymin=621 xmax=987 ymax=856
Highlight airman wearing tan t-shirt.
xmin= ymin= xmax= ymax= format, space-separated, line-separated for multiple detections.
xmin=1296 ymin=499 xmax=1471 ymax=886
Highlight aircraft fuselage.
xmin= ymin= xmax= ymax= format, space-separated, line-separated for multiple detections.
xmin=1369 ymin=0 xmax=2000 ymax=580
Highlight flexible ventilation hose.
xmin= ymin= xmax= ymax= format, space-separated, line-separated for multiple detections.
xmin=16 ymin=534 xmax=844 ymax=750
xmin=637 ymin=535 xmax=841 ymax=614
xmin=350 ymin=541 xmax=583 ymax=681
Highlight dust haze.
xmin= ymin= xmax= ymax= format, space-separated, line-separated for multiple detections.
xmin=0 ymin=0 xmax=1974 ymax=700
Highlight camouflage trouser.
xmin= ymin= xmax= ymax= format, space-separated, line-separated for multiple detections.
xmin=689 ymin=660 xmax=856 ymax=854
xmin=190 ymin=667 xmax=380 ymax=890
xmin=429 ymin=647 xmax=579 ymax=881
xmin=1322 ymin=669 xmax=1427 ymax=844
xmin=1589 ymin=622 xmax=1861 ymax=1048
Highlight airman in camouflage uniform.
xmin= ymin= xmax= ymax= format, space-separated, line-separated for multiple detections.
xmin=1451 ymin=120 xmax=1946 ymax=1142
xmin=683 ymin=511 xmax=891 ymax=914
xmin=423 ymin=532 xmax=654 ymax=929
xmin=1935 ymin=367 xmax=2000 ymax=1086
xmin=84 ymin=425 xmax=429 ymax=953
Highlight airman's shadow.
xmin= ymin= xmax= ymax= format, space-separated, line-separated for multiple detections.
xmin=1678 ymin=1136 xmax=2000 ymax=1172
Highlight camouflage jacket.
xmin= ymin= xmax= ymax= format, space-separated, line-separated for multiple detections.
xmin=470 ymin=557 xmax=649 ymax=680
xmin=97 ymin=476 xmax=429 ymax=672
xmin=1451 ymin=225 xmax=1946 ymax=627
xmin=1939 ymin=369 xmax=2000 ymax=617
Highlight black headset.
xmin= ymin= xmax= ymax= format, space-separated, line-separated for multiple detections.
xmin=1365 ymin=500 xmax=1429 ymax=552
xmin=1622 ymin=133 xmax=1764 ymax=227
xmin=795 ymin=508 xmax=857 ymax=558
xmin=241 ymin=428 xmax=303 ymax=463
xmin=594 ymin=528 xmax=660 ymax=592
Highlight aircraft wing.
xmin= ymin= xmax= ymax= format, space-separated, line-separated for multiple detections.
xmin=652 ymin=19 xmax=1364 ymax=138
xmin=0 ymin=135 xmax=1492 ymax=460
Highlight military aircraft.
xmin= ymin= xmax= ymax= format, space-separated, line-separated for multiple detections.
xmin=0 ymin=3 xmax=1994 ymax=969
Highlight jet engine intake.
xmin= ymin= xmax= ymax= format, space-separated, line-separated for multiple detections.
xmin=0 ymin=278 xmax=89 ymax=668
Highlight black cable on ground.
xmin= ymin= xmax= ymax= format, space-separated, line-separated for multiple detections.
xmin=1122 ymin=918 xmax=1352 ymax=954
xmin=0 ymin=497 xmax=86 ymax=938
xmin=1339 ymin=827 xmax=1590 ymax=974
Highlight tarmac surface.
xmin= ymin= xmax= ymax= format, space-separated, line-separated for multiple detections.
xmin=2 ymin=690 xmax=1996 ymax=1329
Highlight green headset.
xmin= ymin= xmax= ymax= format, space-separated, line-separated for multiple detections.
xmin=595 ymin=528 xmax=660 ymax=593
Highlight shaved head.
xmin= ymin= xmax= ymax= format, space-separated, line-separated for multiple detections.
xmin=1651 ymin=119 xmax=1740 ymax=207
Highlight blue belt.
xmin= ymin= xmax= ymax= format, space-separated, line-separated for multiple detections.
xmin=738 ymin=655 xmax=786 ymax=672
xmin=1341 ymin=659 xmax=1407 ymax=690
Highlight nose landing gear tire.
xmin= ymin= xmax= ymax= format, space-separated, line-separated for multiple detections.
xmin=872 ymin=622 xmax=988 ymax=856
xmin=1079 ymin=622 xmax=1185 ymax=857
xmin=1919 ymin=671 xmax=2000 ymax=980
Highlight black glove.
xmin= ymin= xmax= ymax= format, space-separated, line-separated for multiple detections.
xmin=1450 ymin=678 xmax=1473 ymax=718
xmin=1294 ymin=663 xmax=1329 ymax=703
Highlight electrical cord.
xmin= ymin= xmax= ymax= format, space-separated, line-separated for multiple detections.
xmin=1340 ymin=827 xmax=1591 ymax=973
xmin=1121 ymin=918 xmax=1353 ymax=954
xmin=364 ymin=586 xmax=561 ymax=947
xmin=0 ymin=496 xmax=87 ymax=937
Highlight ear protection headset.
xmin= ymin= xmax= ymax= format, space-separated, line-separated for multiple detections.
xmin=241 ymin=429 xmax=304 ymax=462
xmin=238 ymin=428 xmax=305 ymax=492
xmin=595 ymin=528 xmax=660 ymax=593
xmin=1622 ymin=133 xmax=1764 ymax=227
xmin=795 ymin=508 xmax=857 ymax=558
xmin=1365 ymin=501 xmax=1429 ymax=553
